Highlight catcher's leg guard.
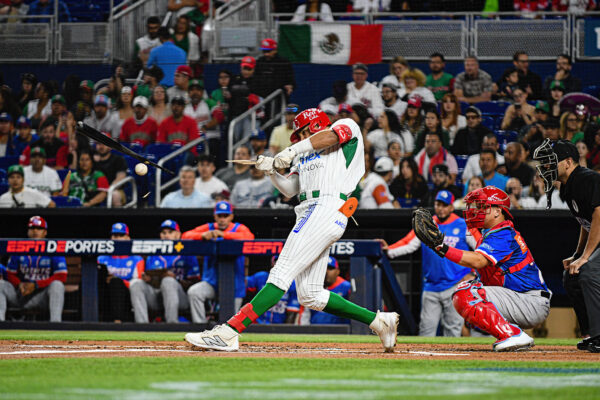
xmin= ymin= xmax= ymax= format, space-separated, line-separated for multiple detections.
xmin=452 ymin=281 xmax=521 ymax=341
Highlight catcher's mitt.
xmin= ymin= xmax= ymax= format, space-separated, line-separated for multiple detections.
xmin=411 ymin=208 xmax=446 ymax=257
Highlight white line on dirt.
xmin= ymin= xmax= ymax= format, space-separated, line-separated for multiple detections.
xmin=408 ymin=351 xmax=470 ymax=356
xmin=0 ymin=349 xmax=197 ymax=355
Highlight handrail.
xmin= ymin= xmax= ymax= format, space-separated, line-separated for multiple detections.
xmin=112 ymin=0 xmax=152 ymax=20
xmin=216 ymin=0 xmax=255 ymax=21
xmin=154 ymin=137 xmax=206 ymax=207
xmin=107 ymin=176 xmax=138 ymax=208
xmin=227 ymin=89 xmax=286 ymax=162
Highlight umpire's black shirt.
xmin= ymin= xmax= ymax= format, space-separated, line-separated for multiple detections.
xmin=560 ymin=166 xmax=600 ymax=231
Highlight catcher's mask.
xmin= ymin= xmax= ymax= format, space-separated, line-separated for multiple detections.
xmin=533 ymin=138 xmax=558 ymax=194
xmin=463 ymin=186 xmax=512 ymax=229
xmin=291 ymin=108 xmax=330 ymax=143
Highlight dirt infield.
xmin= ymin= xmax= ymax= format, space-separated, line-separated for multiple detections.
xmin=0 ymin=340 xmax=597 ymax=361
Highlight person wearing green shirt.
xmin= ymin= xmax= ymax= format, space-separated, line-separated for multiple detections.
xmin=136 ymin=66 xmax=164 ymax=100
xmin=425 ymin=53 xmax=454 ymax=102
xmin=210 ymin=69 xmax=232 ymax=119
xmin=561 ymin=111 xmax=585 ymax=143
xmin=69 ymin=149 xmax=109 ymax=207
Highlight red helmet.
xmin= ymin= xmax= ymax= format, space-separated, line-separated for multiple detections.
xmin=28 ymin=216 xmax=47 ymax=230
xmin=290 ymin=108 xmax=330 ymax=144
xmin=463 ymin=186 xmax=513 ymax=229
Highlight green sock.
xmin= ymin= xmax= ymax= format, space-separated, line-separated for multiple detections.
xmin=227 ymin=283 xmax=284 ymax=332
xmin=323 ymin=292 xmax=376 ymax=325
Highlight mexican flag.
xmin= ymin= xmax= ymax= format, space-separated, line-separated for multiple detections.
xmin=278 ymin=24 xmax=383 ymax=65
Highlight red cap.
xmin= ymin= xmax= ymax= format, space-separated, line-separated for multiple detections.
xmin=241 ymin=56 xmax=256 ymax=69
xmin=28 ymin=216 xmax=48 ymax=230
xmin=338 ymin=103 xmax=353 ymax=114
xmin=407 ymin=96 xmax=422 ymax=108
xmin=175 ymin=65 xmax=193 ymax=77
xmin=260 ymin=38 xmax=277 ymax=51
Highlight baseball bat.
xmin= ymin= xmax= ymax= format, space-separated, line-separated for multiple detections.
xmin=76 ymin=122 xmax=175 ymax=175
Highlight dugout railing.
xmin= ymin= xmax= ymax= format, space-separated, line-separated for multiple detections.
xmin=0 ymin=238 xmax=415 ymax=335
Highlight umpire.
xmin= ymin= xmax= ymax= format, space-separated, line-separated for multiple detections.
xmin=534 ymin=138 xmax=600 ymax=352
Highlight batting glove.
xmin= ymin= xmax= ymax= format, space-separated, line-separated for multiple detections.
xmin=256 ymin=155 xmax=275 ymax=175
xmin=273 ymin=147 xmax=297 ymax=169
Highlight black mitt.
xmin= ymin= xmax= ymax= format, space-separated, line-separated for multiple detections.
xmin=411 ymin=208 xmax=447 ymax=257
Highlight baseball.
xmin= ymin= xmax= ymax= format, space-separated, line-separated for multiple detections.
xmin=135 ymin=163 xmax=148 ymax=176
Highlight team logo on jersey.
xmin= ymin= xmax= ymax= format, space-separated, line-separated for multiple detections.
xmin=453 ymin=228 xmax=460 ymax=235
xmin=572 ymin=200 xmax=579 ymax=213
xmin=319 ymin=33 xmax=343 ymax=55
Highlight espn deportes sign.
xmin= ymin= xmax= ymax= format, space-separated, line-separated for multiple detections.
xmin=6 ymin=240 xmax=115 ymax=254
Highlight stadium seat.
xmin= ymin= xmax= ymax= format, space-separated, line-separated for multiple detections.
xmin=122 ymin=142 xmax=144 ymax=154
xmin=0 ymin=168 xmax=6 ymax=183
xmin=481 ymin=116 xmax=495 ymax=131
xmin=583 ymin=85 xmax=600 ymax=98
xmin=494 ymin=130 xmax=519 ymax=154
xmin=397 ymin=198 xmax=420 ymax=209
xmin=51 ymin=196 xmax=83 ymax=207
xmin=0 ymin=155 xmax=19 ymax=171
xmin=460 ymin=102 xmax=470 ymax=114
xmin=57 ymin=169 xmax=74 ymax=182
xmin=476 ymin=101 xmax=511 ymax=115
xmin=455 ymin=155 xmax=469 ymax=171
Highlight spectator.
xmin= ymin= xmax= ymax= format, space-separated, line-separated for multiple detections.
xmin=228 ymin=56 xmax=259 ymax=142
xmin=426 ymin=52 xmax=454 ymax=102
xmin=11 ymin=116 xmax=38 ymax=156
xmin=0 ymin=112 xmax=15 ymax=157
xmin=0 ymin=216 xmax=66 ymax=321
xmin=133 ymin=16 xmax=161 ymax=73
xmin=560 ymin=111 xmax=584 ymax=143
xmin=305 ymin=256 xmax=351 ymax=324
xmin=514 ymin=0 xmax=549 ymax=18
xmin=441 ymin=93 xmax=466 ymax=146
xmin=359 ymin=156 xmax=395 ymax=209
xmin=66 ymin=131 xmax=91 ymax=170
xmin=479 ymin=148 xmax=509 ymax=190
xmin=498 ymin=142 xmax=535 ymax=188
xmin=83 ymin=95 xmax=118 ymax=137
xmin=503 ymin=89 xmax=536 ymax=133
xmin=94 ymin=141 xmax=128 ymax=207
xmin=319 ymin=80 xmax=360 ymax=112
xmin=131 ymin=219 xmax=200 ymax=323
xmin=1 ymin=86 xmax=21 ymax=122
xmin=269 ymin=103 xmax=297 ymax=154
xmin=27 ymin=0 xmax=70 ymax=23
xmin=506 ymin=177 xmax=537 ymax=209
xmin=543 ymin=54 xmax=582 ymax=97
xmin=136 ymin=66 xmax=164 ymax=100
xmin=149 ymin=86 xmax=171 ymax=125
xmin=379 ymin=56 xmax=410 ymax=93
xmin=24 ymin=81 xmax=52 ymax=129
xmin=496 ymin=51 xmax=542 ymax=100
xmin=414 ymin=131 xmax=458 ymax=183
xmin=451 ymin=106 xmax=493 ymax=156
xmin=215 ymin=145 xmax=252 ymax=188
xmin=400 ymin=68 xmax=436 ymax=106
xmin=0 ymin=165 xmax=55 ymax=207
xmin=0 ymin=0 xmax=30 ymax=23
xmin=542 ymin=118 xmax=561 ymax=140
xmin=48 ymin=95 xmax=74 ymax=140
xmin=400 ymin=96 xmax=424 ymax=136
xmin=520 ymin=100 xmax=550 ymax=151
xmin=183 ymin=201 xmax=255 ymax=323
xmin=231 ymin=165 xmax=273 ymax=208
xmin=380 ymin=190 xmax=475 ymax=336
xmin=171 ymin=15 xmax=200 ymax=65
xmin=97 ymin=223 xmax=143 ymax=322
xmin=254 ymin=38 xmax=296 ymax=99
xmin=161 ymin=165 xmax=212 ymax=208
xmin=20 ymin=117 xmax=68 ymax=169
xmin=23 ymin=147 xmax=62 ymax=196
xmin=291 ymin=0 xmax=334 ymax=22
xmin=552 ymin=0 xmax=595 ymax=13
xmin=62 ymin=74 xmax=81 ymax=110
xmin=14 ymin=73 xmax=37 ymax=112
xmin=587 ymin=125 xmax=600 ymax=168
xmin=209 ymin=69 xmax=232 ymax=115
xmin=529 ymin=173 xmax=568 ymax=209
xmin=71 ymin=80 xmax=94 ymax=122
xmin=249 ymin=129 xmax=272 ymax=158
xmin=414 ymin=109 xmax=451 ymax=154
xmin=367 ymin=109 xmax=411 ymax=158
xmin=157 ymin=95 xmax=200 ymax=151
xmin=353 ymin=0 xmax=391 ymax=11
xmin=389 ymin=157 xmax=429 ymax=207
xmin=147 ymin=27 xmax=187 ymax=87
xmin=194 ymin=154 xmax=229 ymax=201
xmin=68 ymin=149 xmax=108 ymax=207
xmin=167 ymin=65 xmax=193 ymax=101
xmin=347 ymin=63 xmax=384 ymax=117
xmin=495 ymin=67 xmax=522 ymax=102
xmin=119 ymin=96 xmax=158 ymax=147
xmin=453 ymin=56 xmax=493 ymax=104
xmin=184 ymin=79 xmax=222 ymax=156
xmin=97 ymin=68 xmax=124 ymax=106
xmin=453 ymin=176 xmax=485 ymax=209
xmin=109 ymin=87 xmax=134 ymax=139
xmin=423 ymin=164 xmax=462 ymax=206
xmin=380 ymin=83 xmax=406 ymax=119
xmin=388 ymin=141 xmax=403 ymax=178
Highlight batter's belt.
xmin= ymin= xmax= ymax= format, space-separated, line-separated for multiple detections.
xmin=298 ymin=190 xmax=348 ymax=202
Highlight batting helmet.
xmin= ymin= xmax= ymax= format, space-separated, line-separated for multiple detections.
xmin=463 ymin=186 xmax=512 ymax=229
xmin=290 ymin=108 xmax=330 ymax=144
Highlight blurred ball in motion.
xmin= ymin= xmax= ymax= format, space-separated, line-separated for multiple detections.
xmin=135 ymin=163 xmax=148 ymax=176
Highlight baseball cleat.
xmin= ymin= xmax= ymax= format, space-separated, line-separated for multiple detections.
xmin=369 ymin=311 xmax=400 ymax=353
xmin=493 ymin=329 xmax=534 ymax=352
xmin=185 ymin=324 xmax=239 ymax=352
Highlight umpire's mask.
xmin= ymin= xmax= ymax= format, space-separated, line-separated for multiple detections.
xmin=533 ymin=139 xmax=558 ymax=193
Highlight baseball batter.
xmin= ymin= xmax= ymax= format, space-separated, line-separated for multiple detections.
xmin=185 ymin=108 xmax=399 ymax=352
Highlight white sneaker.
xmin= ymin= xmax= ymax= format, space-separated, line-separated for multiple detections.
xmin=369 ymin=311 xmax=400 ymax=353
xmin=185 ymin=324 xmax=239 ymax=352
xmin=493 ymin=330 xmax=534 ymax=352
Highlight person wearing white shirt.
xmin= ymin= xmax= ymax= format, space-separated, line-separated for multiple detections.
xmin=461 ymin=133 xmax=505 ymax=183
xmin=379 ymin=56 xmax=409 ymax=94
xmin=194 ymin=155 xmax=229 ymax=202
xmin=161 ymin=166 xmax=212 ymax=208
xmin=291 ymin=0 xmax=334 ymax=22
xmin=399 ymin=68 xmax=436 ymax=106
xmin=347 ymin=63 xmax=384 ymax=118
xmin=353 ymin=0 xmax=391 ymax=12
xmin=506 ymin=178 xmax=538 ymax=210
xmin=0 ymin=165 xmax=55 ymax=208
xmin=359 ymin=157 xmax=395 ymax=209
xmin=367 ymin=110 xmax=412 ymax=159
xmin=23 ymin=147 xmax=62 ymax=196
xmin=381 ymin=82 xmax=407 ymax=119
xmin=319 ymin=80 xmax=361 ymax=114
xmin=83 ymin=95 xmax=117 ymax=138
xmin=230 ymin=166 xmax=274 ymax=208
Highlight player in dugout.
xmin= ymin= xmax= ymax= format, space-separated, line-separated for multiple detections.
xmin=130 ymin=219 xmax=200 ymax=323
xmin=308 ymin=256 xmax=352 ymax=325
xmin=0 ymin=216 xmax=67 ymax=322
xmin=412 ymin=186 xmax=551 ymax=351
xmin=183 ymin=201 xmax=255 ymax=324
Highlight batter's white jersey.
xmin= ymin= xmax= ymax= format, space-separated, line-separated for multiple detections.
xmin=290 ymin=118 xmax=365 ymax=196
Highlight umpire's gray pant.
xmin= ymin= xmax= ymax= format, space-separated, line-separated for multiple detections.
xmin=187 ymin=281 xmax=243 ymax=323
xmin=0 ymin=280 xmax=64 ymax=322
xmin=419 ymin=285 xmax=463 ymax=337
xmin=129 ymin=277 xmax=190 ymax=323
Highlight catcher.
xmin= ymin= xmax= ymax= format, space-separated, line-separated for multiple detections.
xmin=412 ymin=186 xmax=551 ymax=351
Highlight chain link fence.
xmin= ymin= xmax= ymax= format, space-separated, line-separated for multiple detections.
xmin=0 ymin=19 xmax=52 ymax=63
xmin=58 ymin=23 xmax=111 ymax=62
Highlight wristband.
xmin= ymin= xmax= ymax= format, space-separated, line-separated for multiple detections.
xmin=291 ymin=137 xmax=314 ymax=154
xmin=444 ymin=246 xmax=463 ymax=263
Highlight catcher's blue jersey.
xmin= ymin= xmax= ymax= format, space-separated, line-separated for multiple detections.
xmin=146 ymin=255 xmax=200 ymax=282
xmin=246 ymin=271 xmax=299 ymax=324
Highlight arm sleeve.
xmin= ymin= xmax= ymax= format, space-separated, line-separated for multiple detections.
xmin=96 ymin=174 xmax=109 ymax=190
xmin=446 ymin=154 xmax=458 ymax=175
xmin=181 ymin=224 xmax=210 ymax=240
xmin=223 ymin=224 xmax=255 ymax=240
xmin=50 ymin=170 xmax=63 ymax=192
xmin=387 ymin=230 xmax=421 ymax=258
xmin=270 ymin=171 xmax=300 ymax=198
xmin=372 ymin=184 xmax=393 ymax=207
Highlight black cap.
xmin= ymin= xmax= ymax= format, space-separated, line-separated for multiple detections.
xmin=431 ymin=164 xmax=449 ymax=175
xmin=171 ymin=95 xmax=186 ymax=105
xmin=542 ymin=119 xmax=559 ymax=129
xmin=552 ymin=140 xmax=580 ymax=162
